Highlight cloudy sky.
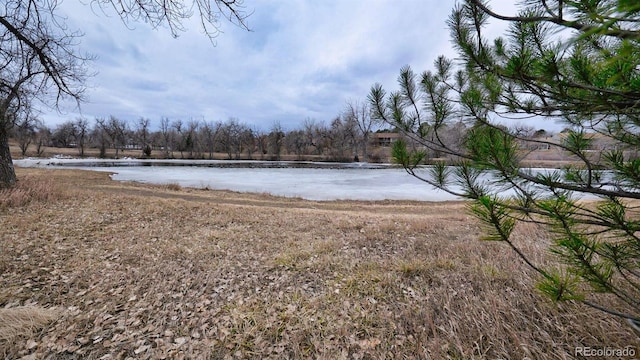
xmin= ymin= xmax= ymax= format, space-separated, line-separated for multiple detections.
xmin=44 ymin=0 xmax=520 ymax=131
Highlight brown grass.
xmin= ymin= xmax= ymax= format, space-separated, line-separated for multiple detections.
xmin=0 ymin=175 xmax=66 ymax=209
xmin=165 ymin=182 xmax=183 ymax=191
xmin=0 ymin=307 xmax=60 ymax=342
xmin=0 ymin=168 xmax=637 ymax=359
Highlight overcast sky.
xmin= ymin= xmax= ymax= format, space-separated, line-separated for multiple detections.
xmin=43 ymin=1 xmax=529 ymax=131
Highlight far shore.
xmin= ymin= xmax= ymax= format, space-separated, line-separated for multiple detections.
xmin=10 ymin=141 xmax=584 ymax=169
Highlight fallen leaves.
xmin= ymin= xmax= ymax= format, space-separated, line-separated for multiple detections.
xmin=0 ymin=168 xmax=637 ymax=359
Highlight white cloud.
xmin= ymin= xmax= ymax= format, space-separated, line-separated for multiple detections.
xmin=42 ymin=1 xmax=526 ymax=131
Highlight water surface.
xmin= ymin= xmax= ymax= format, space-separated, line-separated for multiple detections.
xmin=15 ymin=158 xmax=458 ymax=201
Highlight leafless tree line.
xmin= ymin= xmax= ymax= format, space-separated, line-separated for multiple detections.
xmin=11 ymin=97 xmax=475 ymax=163
xmin=12 ymin=106 xmax=375 ymax=162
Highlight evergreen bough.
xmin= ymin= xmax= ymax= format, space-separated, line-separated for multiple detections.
xmin=370 ymin=0 xmax=640 ymax=328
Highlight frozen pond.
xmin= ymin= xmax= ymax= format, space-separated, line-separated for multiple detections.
xmin=15 ymin=158 xmax=461 ymax=201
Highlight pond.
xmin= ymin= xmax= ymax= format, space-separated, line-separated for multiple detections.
xmin=14 ymin=158 xmax=462 ymax=201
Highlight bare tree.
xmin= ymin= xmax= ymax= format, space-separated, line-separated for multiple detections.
xmin=302 ymin=118 xmax=319 ymax=156
xmin=240 ymin=126 xmax=255 ymax=159
xmin=344 ymin=100 xmax=374 ymax=162
xmin=13 ymin=108 xmax=39 ymax=157
xmin=136 ymin=117 xmax=152 ymax=157
xmin=72 ymin=117 xmax=90 ymax=157
xmin=0 ymin=0 xmax=88 ymax=187
xmin=96 ymin=116 xmax=128 ymax=158
xmin=284 ymin=130 xmax=308 ymax=160
xmin=254 ymin=128 xmax=268 ymax=160
xmin=342 ymin=113 xmax=360 ymax=161
xmin=160 ymin=117 xmax=173 ymax=158
xmin=185 ymin=119 xmax=200 ymax=158
xmin=89 ymin=0 xmax=250 ymax=40
xmin=92 ymin=118 xmax=109 ymax=158
xmin=34 ymin=123 xmax=50 ymax=157
xmin=269 ymin=121 xmax=285 ymax=160
xmin=219 ymin=118 xmax=244 ymax=159
xmin=0 ymin=0 xmax=250 ymax=187
xmin=326 ymin=116 xmax=357 ymax=162
xmin=51 ymin=121 xmax=76 ymax=148
xmin=308 ymin=120 xmax=330 ymax=156
xmin=200 ymin=120 xmax=221 ymax=159
xmin=172 ymin=119 xmax=185 ymax=158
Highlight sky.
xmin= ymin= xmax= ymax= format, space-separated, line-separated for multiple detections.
xmin=42 ymin=0 xmax=529 ymax=131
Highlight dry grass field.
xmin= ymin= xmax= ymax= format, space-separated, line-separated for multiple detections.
xmin=0 ymin=168 xmax=637 ymax=359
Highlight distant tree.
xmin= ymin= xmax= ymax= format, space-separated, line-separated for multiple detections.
xmin=285 ymin=130 xmax=308 ymax=160
xmin=111 ymin=116 xmax=129 ymax=158
xmin=92 ymin=119 xmax=109 ymax=158
xmin=218 ymin=118 xmax=242 ymax=159
xmin=309 ymin=121 xmax=330 ymax=157
xmin=255 ymin=128 xmax=269 ymax=160
xmin=344 ymin=100 xmax=374 ymax=161
xmin=302 ymin=118 xmax=321 ymax=156
xmin=13 ymin=109 xmax=39 ymax=157
xmin=325 ymin=117 xmax=343 ymax=160
xmin=269 ymin=121 xmax=285 ymax=160
xmin=342 ymin=114 xmax=360 ymax=161
xmin=14 ymin=123 xmax=34 ymax=157
xmin=533 ymin=129 xmax=548 ymax=138
xmin=72 ymin=117 xmax=90 ymax=157
xmin=51 ymin=121 xmax=76 ymax=148
xmin=200 ymin=121 xmax=221 ymax=159
xmin=240 ymin=126 xmax=255 ymax=159
xmin=512 ymin=125 xmax=536 ymax=139
xmin=325 ymin=116 xmax=359 ymax=162
xmin=184 ymin=120 xmax=200 ymax=158
xmin=136 ymin=118 xmax=152 ymax=157
xmin=171 ymin=119 xmax=185 ymax=158
xmin=96 ymin=116 xmax=128 ymax=158
xmin=160 ymin=117 xmax=173 ymax=158
xmin=370 ymin=0 xmax=640 ymax=328
xmin=34 ymin=123 xmax=51 ymax=157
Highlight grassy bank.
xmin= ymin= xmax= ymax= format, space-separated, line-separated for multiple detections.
xmin=0 ymin=168 xmax=636 ymax=359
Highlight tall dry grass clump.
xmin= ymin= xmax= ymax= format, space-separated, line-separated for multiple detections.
xmin=0 ymin=175 xmax=64 ymax=209
xmin=165 ymin=182 xmax=183 ymax=191
xmin=0 ymin=307 xmax=60 ymax=343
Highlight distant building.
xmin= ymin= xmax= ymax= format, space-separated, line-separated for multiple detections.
xmin=372 ymin=132 xmax=402 ymax=147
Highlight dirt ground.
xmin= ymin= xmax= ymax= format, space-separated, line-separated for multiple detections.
xmin=0 ymin=168 xmax=637 ymax=359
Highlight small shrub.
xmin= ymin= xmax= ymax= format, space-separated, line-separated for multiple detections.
xmin=165 ymin=183 xmax=182 ymax=191
xmin=142 ymin=145 xmax=152 ymax=158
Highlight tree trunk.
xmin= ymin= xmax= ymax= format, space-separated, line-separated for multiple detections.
xmin=362 ymin=138 xmax=368 ymax=162
xmin=0 ymin=128 xmax=17 ymax=188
